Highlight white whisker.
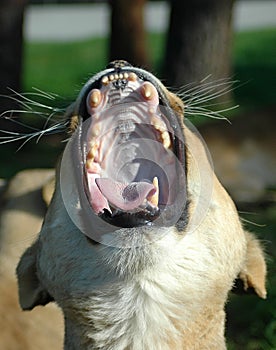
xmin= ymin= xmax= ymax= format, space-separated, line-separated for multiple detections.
xmin=178 ymin=77 xmax=240 ymax=121
xmin=0 ymin=88 xmax=69 ymax=147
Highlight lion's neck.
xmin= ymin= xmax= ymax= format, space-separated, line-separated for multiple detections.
xmin=63 ymin=232 xmax=226 ymax=350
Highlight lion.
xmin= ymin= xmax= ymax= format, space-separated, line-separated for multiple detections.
xmin=16 ymin=60 xmax=266 ymax=349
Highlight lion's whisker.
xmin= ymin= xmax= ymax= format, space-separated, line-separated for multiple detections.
xmin=0 ymin=88 xmax=69 ymax=146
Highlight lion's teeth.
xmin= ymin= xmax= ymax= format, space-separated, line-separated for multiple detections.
xmin=89 ymin=89 xmax=102 ymax=108
xmin=148 ymin=176 xmax=159 ymax=207
xmin=161 ymin=131 xmax=171 ymax=149
xmin=141 ymin=82 xmax=156 ymax=101
xmin=150 ymin=116 xmax=171 ymax=148
xmin=128 ymin=72 xmax=137 ymax=82
xmin=151 ymin=115 xmax=165 ymax=132
xmin=101 ymin=76 xmax=109 ymax=85
xmin=86 ymin=141 xmax=101 ymax=173
xmin=86 ymin=160 xmax=101 ymax=174
xmin=101 ymin=72 xmax=135 ymax=86
xmin=87 ymin=141 xmax=99 ymax=160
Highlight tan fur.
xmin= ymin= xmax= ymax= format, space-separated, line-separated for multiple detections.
xmin=0 ymin=170 xmax=63 ymax=350
xmin=15 ymin=80 xmax=267 ymax=349
xmin=239 ymin=231 xmax=267 ymax=299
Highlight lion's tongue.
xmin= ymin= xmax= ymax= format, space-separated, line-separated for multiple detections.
xmin=95 ymin=178 xmax=156 ymax=211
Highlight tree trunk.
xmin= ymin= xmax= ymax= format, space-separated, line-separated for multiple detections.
xmin=163 ymin=0 xmax=235 ymax=94
xmin=0 ymin=0 xmax=27 ymax=116
xmin=109 ymin=0 xmax=150 ymax=69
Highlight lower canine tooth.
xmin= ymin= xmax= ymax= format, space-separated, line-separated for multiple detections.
xmin=148 ymin=177 xmax=159 ymax=207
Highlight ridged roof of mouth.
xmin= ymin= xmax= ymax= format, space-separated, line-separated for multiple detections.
xmin=75 ymin=62 xmax=186 ymax=228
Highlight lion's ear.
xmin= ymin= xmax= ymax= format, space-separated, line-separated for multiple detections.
xmin=238 ymin=231 xmax=267 ymax=299
xmin=16 ymin=240 xmax=54 ymax=310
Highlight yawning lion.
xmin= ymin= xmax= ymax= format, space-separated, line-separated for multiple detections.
xmin=17 ymin=61 xmax=266 ymax=349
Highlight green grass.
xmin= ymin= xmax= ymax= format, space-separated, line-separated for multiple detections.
xmin=23 ymin=37 xmax=109 ymax=102
xmin=232 ymin=28 xmax=276 ymax=108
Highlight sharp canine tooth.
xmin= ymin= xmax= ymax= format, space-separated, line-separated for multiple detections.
xmin=141 ymin=82 xmax=155 ymax=100
xmin=148 ymin=177 xmax=159 ymax=207
xmin=128 ymin=72 xmax=137 ymax=82
xmin=101 ymin=76 xmax=109 ymax=85
xmin=89 ymin=89 xmax=102 ymax=108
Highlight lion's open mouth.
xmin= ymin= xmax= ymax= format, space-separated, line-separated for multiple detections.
xmin=74 ymin=61 xmax=186 ymax=228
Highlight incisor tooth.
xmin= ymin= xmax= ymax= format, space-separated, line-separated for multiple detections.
xmin=148 ymin=176 xmax=159 ymax=207
xmin=101 ymin=76 xmax=109 ymax=85
xmin=89 ymin=89 xmax=102 ymax=108
xmin=109 ymin=74 xmax=115 ymax=81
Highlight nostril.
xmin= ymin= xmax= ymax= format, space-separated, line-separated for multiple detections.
xmin=106 ymin=60 xmax=133 ymax=70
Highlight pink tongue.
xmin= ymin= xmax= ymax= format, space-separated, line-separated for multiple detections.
xmin=95 ymin=178 xmax=156 ymax=211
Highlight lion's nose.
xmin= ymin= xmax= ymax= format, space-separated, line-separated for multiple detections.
xmin=106 ymin=60 xmax=133 ymax=70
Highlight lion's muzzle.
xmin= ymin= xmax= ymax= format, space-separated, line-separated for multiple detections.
xmin=69 ymin=60 xmax=187 ymax=228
